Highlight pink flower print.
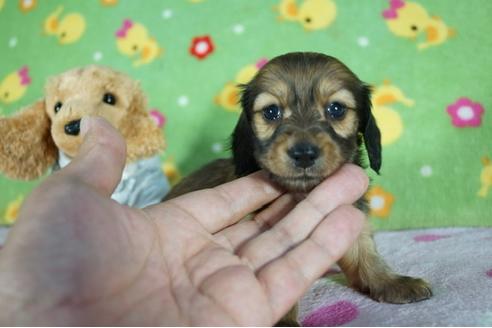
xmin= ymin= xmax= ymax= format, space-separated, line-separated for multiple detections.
xmin=302 ymin=301 xmax=359 ymax=327
xmin=149 ymin=109 xmax=166 ymax=128
xmin=447 ymin=97 xmax=484 ymax=127
xmin=413 ymin=234 xmax=450 ymax=242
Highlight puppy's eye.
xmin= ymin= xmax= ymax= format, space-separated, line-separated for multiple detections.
xmin=326 ymin=102 xmax=346 ymax=119
xmin=103 ymin=93 xmax=117 ymax=105
xmin=54 ymin=101 xmax=62 ymax=114
xmin=262 ymin=104 xmax=282 ymax=121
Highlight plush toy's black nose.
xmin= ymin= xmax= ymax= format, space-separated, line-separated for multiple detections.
xmin=64 ymin=119 xmax=81 ymax=136
xmin=288 ymin=142 xmax=320 ymax=169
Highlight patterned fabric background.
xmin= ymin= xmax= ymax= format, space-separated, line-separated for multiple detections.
xmin=0 ymin=0 xmax=491 ymax=230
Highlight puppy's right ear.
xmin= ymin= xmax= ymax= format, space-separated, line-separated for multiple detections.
xmin=0 ymin=100 xmax=58 ymax=180
xmin=231 ymin=84 xmax=260 ymax=177
xmin=231 ymin=113 xmax=259 ymax=176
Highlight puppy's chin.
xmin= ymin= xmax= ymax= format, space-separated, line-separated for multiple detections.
xmin=267 ymin=172 xmax=324 ymax=193
xmin=261 ymin=160 xmax=343 ymax=193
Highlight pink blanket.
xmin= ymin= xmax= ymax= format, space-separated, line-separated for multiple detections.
xmin=1 ymin=227 xmax=491 ymax=326
xmin=299 ymin=227 xmax=492 ymax=326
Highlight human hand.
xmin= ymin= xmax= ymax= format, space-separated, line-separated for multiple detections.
xmin=0 ymin=117 xmax=368 ymax=326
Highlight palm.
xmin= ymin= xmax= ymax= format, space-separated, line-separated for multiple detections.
xmin=0 ymin=118 xmax=366 ymax=326
xmin=57 ymin=181 xmax=295 ymax=326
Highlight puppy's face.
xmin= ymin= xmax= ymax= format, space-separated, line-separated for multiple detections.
xmin=235 ymin=52 xmax=381 ymax=192
xmin=44 ymin=65 xmax=140 ymax=157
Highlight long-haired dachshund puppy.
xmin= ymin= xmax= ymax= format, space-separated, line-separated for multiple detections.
xmin=165 ymin=52 xmax=432 ymax=324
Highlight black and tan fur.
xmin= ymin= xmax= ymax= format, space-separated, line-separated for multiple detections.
xmin=165 ymin=52 xmax=432 ymax=325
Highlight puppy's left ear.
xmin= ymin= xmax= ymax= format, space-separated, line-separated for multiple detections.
xmin=119 ymin=84 xmax=165 ymax=162
xmin=359 ymin=84 xmax=382 ymax=174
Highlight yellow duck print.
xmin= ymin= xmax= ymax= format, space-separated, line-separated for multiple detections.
xmin=100 ymin=0 xmax=118 ymax=6
xmin=0 ymin=66 xmax=31 ymax=105
xmin=276 ymin=0 xmax=336 ymax=31
xmin=162 ymin=158 xmax=182 ymax=187
xmin=115 ymin=19 xmax=162 ymax=67
xmin=478 ymin=157 xmax=492 ymax=198
xmin=215 ymin=82 xmax=241 ymax=112
xmin=371 ymin=80 xmax=414 ymax=146
xmin=43 ymin=6 xmax=86 ymax=44
xmin=215 ymin=59 xmax=268 ymax=112
xmin=382 ymin=0 xmax=455 ymax=50
xmin=0 ymin=0 xmax=4 ymax=11
xmin=3 ymin=195 xmax=23 ymax=225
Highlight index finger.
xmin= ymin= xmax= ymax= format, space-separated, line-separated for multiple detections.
xmin=235 ymin=164 xmax=368 ymax=270
xmin=149 ymin=171 xmax=284 ymax=233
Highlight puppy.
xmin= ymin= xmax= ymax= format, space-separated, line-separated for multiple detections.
xmin=165 ymin=52 xmax=432 ymax=324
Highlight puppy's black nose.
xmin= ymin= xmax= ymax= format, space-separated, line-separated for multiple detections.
xmin=288 ymin=142 xmax=320 ymax=169
xmin=64 ymin=119 xmax=81 ymax=136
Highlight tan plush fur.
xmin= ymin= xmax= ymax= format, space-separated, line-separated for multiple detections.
xmin=0 ymin=65 xmax=164 ymax=180
xmin=0 ymin=100 xmax=57 ymax=180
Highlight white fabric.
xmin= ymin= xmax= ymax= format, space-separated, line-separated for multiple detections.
xmin=57 ymin=151 xmax=169 ymax=208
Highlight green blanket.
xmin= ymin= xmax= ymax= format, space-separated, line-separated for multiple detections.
xmin=1 ymin=0 xmax=491 ymax=229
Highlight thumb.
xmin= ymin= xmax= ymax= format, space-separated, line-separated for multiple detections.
xmin=61 ymin=116 xmax=127 ymax=196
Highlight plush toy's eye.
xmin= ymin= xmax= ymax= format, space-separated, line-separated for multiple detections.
xmin=103 ymin=93 xmax=117 ymax=105
xmin=326 ymin=102 xmax=346 ymax=119
xmin=262 ymin=104 xmax=282 ymax=121
xmin=54 ymin=101 xmax=62 ymax=114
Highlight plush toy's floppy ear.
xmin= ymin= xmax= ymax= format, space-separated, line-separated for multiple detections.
xmin=0 ymin=100 xmax=57 ymax=180
xmin=120 ymin=85 xmax=165 ymax=162
xmin=359 ymin=84 xmax=382 ymax=174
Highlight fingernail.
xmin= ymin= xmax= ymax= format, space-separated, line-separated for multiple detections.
xmin=80 ymin=116 xmax=92 ymax=136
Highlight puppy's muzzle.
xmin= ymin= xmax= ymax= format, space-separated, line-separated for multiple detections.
xmin=64 ymin=119 xmax=81 ymax=136
xmin=288 ymin=142 xmax=320 ymax=168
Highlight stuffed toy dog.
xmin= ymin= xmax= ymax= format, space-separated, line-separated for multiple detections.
xmin=0 ymin=65 xmax=169 ymax=208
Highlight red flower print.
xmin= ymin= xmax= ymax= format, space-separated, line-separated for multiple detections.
xmin=446 ymin=97 xmax=484 ymax=127
xmin=189 ymin=35 xmax=214 ymax=59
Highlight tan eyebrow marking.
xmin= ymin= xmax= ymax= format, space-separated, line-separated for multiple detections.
xmin=329 ymin=89 xmax=356 ymax=108
xmin=251 ymin=92 xmax=296 ymax=140
xmin=318 ymin=79 xmax=345 ymax=99
xmin=253 ymin=92 xmax=279 ymax=112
